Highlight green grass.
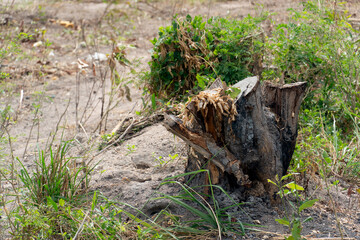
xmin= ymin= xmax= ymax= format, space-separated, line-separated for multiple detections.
xmin=10 ymin=152 xmax=255 ymax=239
xmin=17 ymin=140 xmax=93 ymax=205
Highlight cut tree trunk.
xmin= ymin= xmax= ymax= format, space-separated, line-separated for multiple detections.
xmin=163 ymin=77 xmax=306 ymax=201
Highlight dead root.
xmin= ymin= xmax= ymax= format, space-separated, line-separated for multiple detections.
xmin=106 ymin=113 xmax=164 ymax=146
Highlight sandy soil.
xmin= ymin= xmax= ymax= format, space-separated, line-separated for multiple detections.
xmin=0 ymin=0 xmax=359 ymax=239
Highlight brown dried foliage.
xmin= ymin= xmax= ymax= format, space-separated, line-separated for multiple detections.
xmin=155 ymin=23 xmax=214 ymax=96
xmin=181 ymin=88 xmax=237 ymax=142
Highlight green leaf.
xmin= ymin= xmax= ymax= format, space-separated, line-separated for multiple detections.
xmin=196 ymin=74 xmax=206 ymax=89
xmin=322 ymin=151 xmax=332 ymax=164
xmin=285 ymin=182 xmax=304 ymax=191
xmin=291 ymin=219 xmax=302 ymax=240
xmin=275 ymin=218 xmax=290 ymax=226
xmin=331 ymin=180 xmax=339 ymax=186
xmin=281 ymin=173 xmax=295 ymax=181
xmin=47 ymin=196 xmax=58 ymax=212
xmin=284 ymin=189 xmax=291 ymax=195
xmin=207 ymin=32 xmax=213 ymax=42
xmin=299 ymin=199 xmax=318 ymax=212
xmin=151 ymin=93 xmax=156 ymax=110
xmin=186 ymin=14 xmax=192 ymax=22
xmin=267 ymin=179 xmax=277 ymax=186
xmin=161 ymin=194 xmax=214 ymax=224
xmin=169 ymin=153 xmax=178 ymax=160
xmin=59 ymin=198 xmax=65 ymax=207
xmin=226 ymin=87 xmax=241 ymax=99
xmin=92 ymin=191 xmax=98 ymax=212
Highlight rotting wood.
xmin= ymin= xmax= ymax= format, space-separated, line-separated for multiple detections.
xmin=163 ymin=76 xmax=306 ymax=201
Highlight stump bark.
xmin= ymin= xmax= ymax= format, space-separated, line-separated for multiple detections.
xmin=163 ymin=77 xmax=306 ymax=200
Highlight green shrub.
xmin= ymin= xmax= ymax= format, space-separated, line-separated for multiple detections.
xmin=147 ymin=14 xmax=265 ymax=99
xmin=264 ymin=1 xmax=359 ymax=132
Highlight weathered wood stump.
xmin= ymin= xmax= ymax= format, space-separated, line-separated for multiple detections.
xmin=164 ymin=77 xmax=306 ymax=201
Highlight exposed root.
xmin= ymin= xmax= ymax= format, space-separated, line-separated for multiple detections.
xmin=106 ymin=113 xmax=165 ymax=146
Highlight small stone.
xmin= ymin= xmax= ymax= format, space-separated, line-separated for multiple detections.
xmin=33 ymin=41 xmax=43 ymax=47
xmin=48 ymin=50 xmax=55 ymax=58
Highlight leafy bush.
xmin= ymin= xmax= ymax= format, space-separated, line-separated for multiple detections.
xmin=147 ymin=14 xmax=265 ymax=99
xmin=264 ymin=1 xmax=359 ymax=132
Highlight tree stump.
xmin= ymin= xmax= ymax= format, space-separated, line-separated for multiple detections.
xmin=163 ymin=77 xmax=306 ymax=201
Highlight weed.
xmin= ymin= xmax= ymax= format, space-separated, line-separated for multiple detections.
xmin=153 ymin=154 xmax=165 ymax=167
xmin=10 ymin=191 xmax=133 ymax=239
xmin=0 ymin=72 xmax=10 ymax=80
xmin=17 ymin=32 xmax=34 ymax=42
xmin=268 ymin=174 xmax=318 ymax=240
xmin=126 ymin=144 xmax=136 ymax=156
xmin=153 ymin=153 xmax=178 ymax=167
xmin=101 ymin=132 xmax=115 ymax=143
xmin=156 ymin=170 xmax=255 ymax=239
xmin=17 ymin=140 xmax=93 ymax=205
xmin=293 ymin=111 xmax=360 ymax=181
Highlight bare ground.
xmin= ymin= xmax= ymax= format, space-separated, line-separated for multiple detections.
xmin=0 ymin=0 xmax=360 ymax=239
